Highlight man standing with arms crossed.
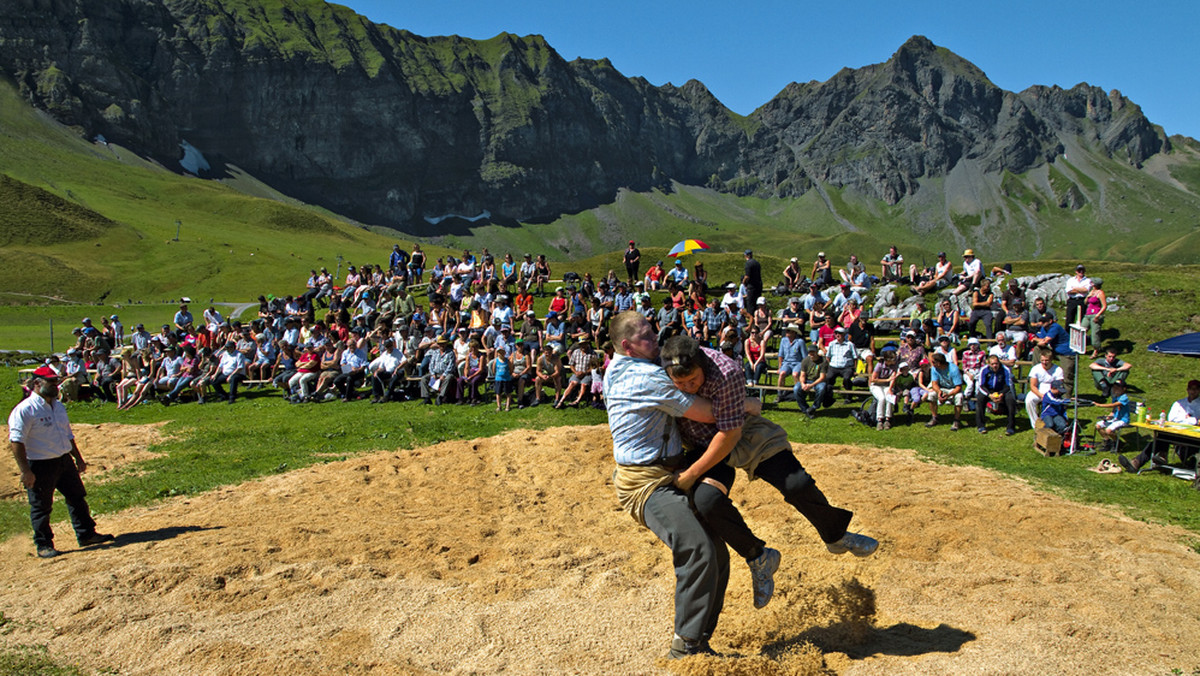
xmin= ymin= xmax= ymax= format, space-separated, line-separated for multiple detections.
xmin=605 ymin=312 xmax=730 ymax=659
xmin=9 ymin=366 xmax=114 ymax=558
xmin=742 ymin=250 xmax=763 ymax=310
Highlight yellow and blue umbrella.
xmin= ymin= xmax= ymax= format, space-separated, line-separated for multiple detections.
xmin=667 ymin=239 xmax=710 ymax=257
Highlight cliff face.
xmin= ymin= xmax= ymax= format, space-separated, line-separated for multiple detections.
xmin=0 ymin=1 xmax=1173 ymax=228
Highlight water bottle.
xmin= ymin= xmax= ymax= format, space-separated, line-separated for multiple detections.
xmin=1159 ymin=410 xmax=1166 ymax=425
xmin=1135 ymin=402 xmax=1145 ymax=424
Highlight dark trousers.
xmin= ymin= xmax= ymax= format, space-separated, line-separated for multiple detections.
xmin=211 ymin=371 xmax=246 ymax=402
xmin=643 ymin=486 xmax=729 ymax=642
xmin=827 ymin=365 xmax=855 ymax=392
xmin=96 ymin=376 xmax=118 ymax=402
xmin=976 ymin=390 xmax=1017 ymax=431
xmin=457 ymin=372 xmax=487 ymax=403
xmin=967 ymin=310 xmax=995 ymax=338
xmin=371 ymin=370 xmax=409 ymax=400
xmin=27 ymin=455 xmax=97 ymax=549
xmin=688 ymin=448 xmax=854 ymax=562
xmin=333 ymin=371 xmax=365 ymax=399
xmin=1065 ymin=297 xmax=1086 ymax=328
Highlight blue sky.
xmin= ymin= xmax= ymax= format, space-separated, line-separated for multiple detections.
xmin=341 ymin=0 xmax=1199 ymax=139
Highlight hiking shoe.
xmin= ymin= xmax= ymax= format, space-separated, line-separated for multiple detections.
xmin=77 ymin=532 xmax=115 ymax=547
xmin=1005 ymin=428 xmax=1016 ymax=436
xmin=950 ymin=421 xmax=961 ymax=432
xmin=977 ymin=427 xmax=987 ymax=434
xmin=876 ymin=421 xmax=884 ymax=431
xmin=1116 ymin=454 xmax=1139 ymax=473
xmin=667 ymin=636 xmax=716 ymax=660
xmin=37 ymin=546 xmax=59 ymax=559
xmin=748 ymin=547 xmax=781 ymax=609
xmin=883 ymin=419 xmax=892 ymax=430
xmin=826 ymin=531 xmax=879 ymax=558
xmin=925 ymin=417 xmax=938 ymax=427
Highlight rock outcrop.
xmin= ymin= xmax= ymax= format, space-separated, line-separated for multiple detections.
xmin=0 ymin=1 xmax=1175 ymax=230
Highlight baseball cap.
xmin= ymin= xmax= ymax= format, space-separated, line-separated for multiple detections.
xmin=967 ymin=337 xmax=980 ymax=345
xmin=790 ymin=257 xmax=798 ymax=262
xmin=1076 ymin=264 xmax=1086 ymax=271
xmin=629 ymin=240 xmax=635 ymax=245
xmin=744 ymin=249 xmax=753 ymax=256
xmin=757 ymin=297 xmax=766 ymax=305
xmin=31 ymin=365 xmax=59 ymax=379
xmin=937 ymin=252 xmax=947 ymax=258
xmin=818 ymin=251 xmax=826 ymax=257
xmin=834 ymin=327 xmax=846 ymax=334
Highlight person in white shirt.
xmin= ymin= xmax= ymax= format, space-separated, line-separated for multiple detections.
xmin=212 ymin=341 xmax=249 ymax=404
xmin=368 ymin=339 xmax=408 ymax=403
xmin=1064 ymin=264 xmax=1093 ymax=327
xmin=952 ymin=249 xmax=983 ymax=295
xmin=1025 ymin=352 xmax=1064 ymax=428
xmin=1168 ymin=380 xmax=1200 ymax=425
xmin=8 ymin=366 xmax=114 ymax=558
xmin=988 ymin=333 xmax=1018 ymax=367
xmin=1122 ymin=379 xmax=1200 ymax=471
xmin=720 ymin=283 xmax=742 ymax=312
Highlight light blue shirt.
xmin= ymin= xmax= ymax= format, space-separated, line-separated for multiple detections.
xmin=604 ymin=354 xmax=694 ymax=466
xmin=932 ymin=363 xmax=964 ymax=388
xmin=778 ymin=335 xmax=807 ymax=364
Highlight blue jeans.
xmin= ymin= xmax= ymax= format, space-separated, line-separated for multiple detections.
xmin=795 ymin=381 xmax=828 ymax=410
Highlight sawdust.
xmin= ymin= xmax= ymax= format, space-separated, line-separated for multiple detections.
xmin=0 ymin=424 xmax=1198 ymax=675
xmin=0 ymin=422 xmax=168 ymax=498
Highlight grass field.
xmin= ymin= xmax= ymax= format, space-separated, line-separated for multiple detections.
xmin=2 ymin=259 xmax=1199 ymax=545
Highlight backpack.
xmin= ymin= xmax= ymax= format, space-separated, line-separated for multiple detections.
xmin=852 ymin=399 xmax=877 ymax=428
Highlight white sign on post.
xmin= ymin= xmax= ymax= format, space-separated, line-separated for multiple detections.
xmin=1069 ymin=323 xmax=1087 ymax=355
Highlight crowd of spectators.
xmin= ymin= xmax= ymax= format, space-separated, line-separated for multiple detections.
xmin=35 ymin=242 xmax=1137 ymax=441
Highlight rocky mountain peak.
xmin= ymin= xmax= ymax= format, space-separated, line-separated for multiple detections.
xmin=0 ymin=7 xmax=1182 ymax=232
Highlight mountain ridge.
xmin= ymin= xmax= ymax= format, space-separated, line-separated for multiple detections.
xmin=0 ymin=0 xmax=1196 ymax=251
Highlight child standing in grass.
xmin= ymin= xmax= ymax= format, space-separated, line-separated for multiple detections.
xmin=491 ymin=346 xmax=514 ymax=411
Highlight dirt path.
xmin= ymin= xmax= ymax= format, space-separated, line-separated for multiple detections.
xmin=0 ymin=425 xmax=1197 ymax=675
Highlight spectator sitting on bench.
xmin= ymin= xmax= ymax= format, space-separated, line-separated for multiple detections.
xmin=1093 ymin=380 xmax=1132 ymax=452
xmin=824 ymin=327 xmax=858 ymax=400
xmin=926 ymin=352 xmax=965 ymax=431
xmin=1040 ymin=380 xmax=1070 ymax=435
xmin=1025 ymin=351 xmax=1064 ymax=429
xmin=776 ymin=325 xmax=807 ymax=398
xmin=1120 ymin=379 xmax=1200 ymax=472
xmin=897 ymin=331 xmax=926 ymax=371
xmin=1089 ymin=348 xmax=1131 ymax=398
xmin=911 ymin=252 xmax=953 ymax=295
xmin=975 ymin=354 xmax=1017 ymax=436
xmin=795 ymin=350 xmax=829 ymax=418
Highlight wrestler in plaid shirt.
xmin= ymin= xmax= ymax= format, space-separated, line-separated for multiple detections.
xmin=678 ymin=347 xmax=746 ymax=447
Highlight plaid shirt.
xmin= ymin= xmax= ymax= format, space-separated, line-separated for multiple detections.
xmin=568 ymin=347 xmax=594 ymax=375
xmin=678 ymin=347 xmax=745 ymax=448
xmin=960 ymin=348 xmax=986 ymax=374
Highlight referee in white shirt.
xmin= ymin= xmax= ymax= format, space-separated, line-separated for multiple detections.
xmin=9 ymin=366 xmax=113 ymax=559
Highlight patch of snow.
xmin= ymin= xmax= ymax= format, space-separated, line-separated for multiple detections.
xmin=179 ymin=140 xmax=210 ymax=175
xmin=424 ymin=211 xmax=491 ymax=225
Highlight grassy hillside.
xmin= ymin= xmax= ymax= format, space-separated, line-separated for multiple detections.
xmin=0 ymin=77 xmax=454 ymax=303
